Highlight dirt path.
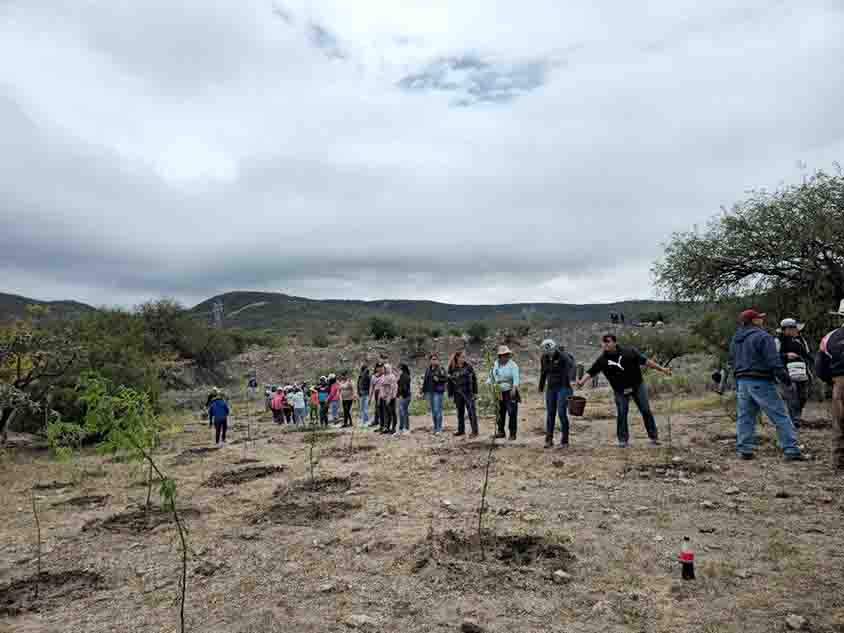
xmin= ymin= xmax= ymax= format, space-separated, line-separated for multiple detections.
xmin=1 ymin=400 xmax=842 ymax=633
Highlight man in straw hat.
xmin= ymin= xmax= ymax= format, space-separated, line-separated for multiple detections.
xmin=818 ymin=300 xmax=844 ymax=469
xmin=575 ymin=333 xmax=671 ymax=448
xmin=727 ymin=309 xmax=805 ymax=461
xmin=487 ymin=345 xmax=521 ymax=440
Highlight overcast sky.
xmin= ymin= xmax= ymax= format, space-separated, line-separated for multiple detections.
xmin=2 ymin=1 xmax=844 ymax=309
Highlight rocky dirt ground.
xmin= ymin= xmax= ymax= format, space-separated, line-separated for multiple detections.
xmin=1 ymin=392 xmax=842 ymax=633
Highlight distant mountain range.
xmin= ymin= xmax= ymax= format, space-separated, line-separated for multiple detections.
xmin=0 ymin=290 xmax=687 ymax=333
xmin=0 ymin=292 xmax=96 ymax=323
xmin=190 ymin=292 xmax=685 ymax=334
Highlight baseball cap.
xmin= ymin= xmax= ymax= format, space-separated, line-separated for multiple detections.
xmin=739 ymin=309 xmax=766 ymax=322
xmin=780 ymin=318 xmax=798 ymax=328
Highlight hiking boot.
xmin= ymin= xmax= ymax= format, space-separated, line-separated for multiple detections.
xmin=508 ymin=434 xmax=517 ymax=441
xmin=469 ymin=431 xmax=479 ymax=438
xmin=494 ymin=432 xmax=506 ymax=439
xmin=454 ymin=431 xmax=466 ymax=437
xmin=559 ymin=442 xmax=569 ymax=449
xmin=617 ymin=441 xmax=630 ymax=449
xmin=784 ymin=453 xmax=807 ymax=462
xmin=739 ymin=452 xmax=755 ymax=461
xmin=647 ymin=439 xmax=661 ymax=448
xmin=544 ymin=439 xmax=553 ymax=449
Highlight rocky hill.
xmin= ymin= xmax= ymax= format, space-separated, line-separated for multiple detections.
xmin=188 ymin=291 xmax=687 ymax=335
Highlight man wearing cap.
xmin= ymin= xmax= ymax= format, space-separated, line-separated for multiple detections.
xmin=538 ymin=339 xmax=576 ymax=448
xmin=728 ymin=309 xmax=804 ymax=461
xmin=818 ymin=300 xmax=844 ymax=469
xmin=575 ymin=334 xmax=670 ymax=448
xmin=776 ymin=318 xmax=813 ymax=427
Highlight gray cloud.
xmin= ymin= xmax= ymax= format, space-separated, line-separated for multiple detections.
xmin=397 ymin=54 xmax=554 ymax=106
xmin=1 ymin=1 xmax=844 ymax=309
xmin=307 ymin=22 xmax=347 ymax=60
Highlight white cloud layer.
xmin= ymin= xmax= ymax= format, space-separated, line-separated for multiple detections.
xmin=2 ymin=1 xmax=844 ymax=308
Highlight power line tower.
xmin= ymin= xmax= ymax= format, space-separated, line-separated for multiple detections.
xmin=212 ymin=300 xmax=224 ymax=328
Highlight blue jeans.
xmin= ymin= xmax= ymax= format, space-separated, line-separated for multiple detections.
xmin=330 ymin=400 xmax=339 ymax=421
xmin=427 ymin=392 xmax=444 ymax=432
xmin=398 ymin=397 xmax=411 ymax=431
xmin=359 ymin=394 xmax=369 ymax=425
xmin=545 ymin=386 xmax=572 ymax=444
xmin=736 ymin=379 xmax=800 ymax=456
xmin=613 ymin=383 xmax=658 ymax=444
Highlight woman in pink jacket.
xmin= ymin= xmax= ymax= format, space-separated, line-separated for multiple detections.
xmin=327 ymin=374 xmax=340 ymax=423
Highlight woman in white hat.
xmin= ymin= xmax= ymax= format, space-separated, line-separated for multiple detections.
xmin=488 ymin=345 xmax=521 ymax=440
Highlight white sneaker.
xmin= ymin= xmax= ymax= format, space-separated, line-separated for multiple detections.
xmin=215 ymin=442 xmax=223 ymax=448
xmin=392 ymin=432 xmax=400 ymax=437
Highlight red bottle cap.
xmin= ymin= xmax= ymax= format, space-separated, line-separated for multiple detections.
xmin=679 ymin=551 xmax=694 ymax=562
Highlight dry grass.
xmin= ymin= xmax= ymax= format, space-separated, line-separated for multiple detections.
xmin=0 ymin=396 xmax=842 ymax=633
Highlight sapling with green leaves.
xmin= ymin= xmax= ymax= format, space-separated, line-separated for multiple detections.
xmin=76 ymin=373 xmax=190 ymax=633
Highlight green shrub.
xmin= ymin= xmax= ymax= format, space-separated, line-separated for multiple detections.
xmin=368 ymin=317 xmax=399 ymax=341
xmin=467 ymin=322 xmax=489 ymax=344
xmin=515 ymin=324 xmax=531 ymax=337
xmin=312 ymin=334 xmax=330 ymax=348
xmin=449 ymin=328 xmax=462 ymax=337
xmin=429 ymin=327 xmax=443 ymax=338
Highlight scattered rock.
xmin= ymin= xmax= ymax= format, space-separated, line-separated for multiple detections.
xmin=785 ymin=614 xmax=807 ymax=630
xmin=724 ymin=486 xmax=740 ymax=495
xmin=671 ymin=456 xmax=683 ymax=464
xmin=319 ymin=582 xmax=337 ymax=593
xmin=700 ymin=500 xmax=717 ymax=509
xmin=346 ymin=614 xmax=377 ymax=629
xmin=634 ymin=506 xmax=650 ymax=513
xmin=523 ymin=513 xmax=541 ymax=523
xmin=698 ymin=527 xmax=716 ymax=534
xmin=552 ymin=570 xmax=573 ymax=584
xmin=736 ymin=569 xmax=752 ymax=579
xmin=774 ymin=490 xmax=791 ymax=499
xmin=654 ymin=535 xmax=664 ymax=543
xmin=461 ymin=620 xmax=485 ymax=633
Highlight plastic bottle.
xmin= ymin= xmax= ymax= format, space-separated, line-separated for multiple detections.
xmin=679 ymin=536 xmax=695 ymax=580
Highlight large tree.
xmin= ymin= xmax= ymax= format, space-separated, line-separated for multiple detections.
xmin=0 ymin=308 xmax=82 ymax=441
xmin=654 ymin=169 xmax=844 ymax=304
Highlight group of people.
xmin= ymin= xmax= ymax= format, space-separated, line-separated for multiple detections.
xmin=204 ymin=302 xmax=844 ymax=468
xmin=266 ymin=373 xmax=361 ymax=427
xmin=725 ymin=302 xmax=844 ymax=468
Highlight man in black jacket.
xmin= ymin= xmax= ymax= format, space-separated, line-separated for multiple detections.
xmin=776 ymin=318 xmax=813 ymax=426
xmin=538 ymin=339 xmax=576 ymax=448
xmin=819 ymin=300 xmax=844 ymax=469
xmin=575 ymin=334 xmax=672 ymax=448
xmin=357 ymin=365 xmax=371 ymax=427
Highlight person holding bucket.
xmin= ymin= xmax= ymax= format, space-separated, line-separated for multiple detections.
xmin=575 ymin=333 xmax=671 ymax=448
xmin=538 ymin=339 xmax=576 ymax=448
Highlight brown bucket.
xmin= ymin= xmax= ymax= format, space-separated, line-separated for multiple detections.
xmin=567 ymin=395 xmax=587 ymax=417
